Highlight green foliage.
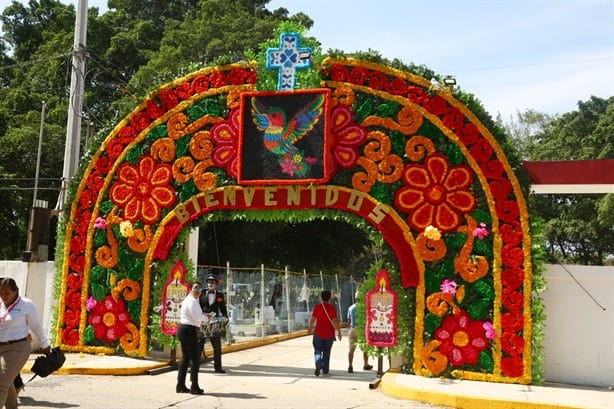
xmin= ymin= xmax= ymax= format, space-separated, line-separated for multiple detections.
xmin=529 ymin=217 xmax=548 ymax=384
xmin=509 ymin=97 xmax=614 ymax=265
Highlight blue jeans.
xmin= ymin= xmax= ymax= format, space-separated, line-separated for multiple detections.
xmin=312 ymin=334 xmax=335 ymax=374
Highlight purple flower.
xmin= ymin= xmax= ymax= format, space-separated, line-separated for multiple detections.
xmin=483 ymin=321 xmax=497 ymax=339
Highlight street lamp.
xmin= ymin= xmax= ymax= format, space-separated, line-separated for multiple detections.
xmin=443 ymin=75 xmax=456 ymax=93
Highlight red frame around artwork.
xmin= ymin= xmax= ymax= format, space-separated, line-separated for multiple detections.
xmin=237 ymin=88 xmax=331 ymax=185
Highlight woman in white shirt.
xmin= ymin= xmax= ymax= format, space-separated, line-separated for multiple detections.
xmin=176 ymin=281 xmax=210 ymax=395
xmin=0 ymin=277 xmax=50 ymax=409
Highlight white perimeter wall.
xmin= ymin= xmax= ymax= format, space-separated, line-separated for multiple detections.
xmin=542 ymin=264 xmax=613 ymax=388
xmin=2 ymin=261 xmax=612 ymax=388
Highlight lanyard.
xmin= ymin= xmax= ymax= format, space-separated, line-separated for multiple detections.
xmin=0 ymin=296 xmax=21 ymax=323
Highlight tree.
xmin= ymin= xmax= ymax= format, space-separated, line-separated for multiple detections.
xmin=507 ymin=96 xmax=614 ymax=265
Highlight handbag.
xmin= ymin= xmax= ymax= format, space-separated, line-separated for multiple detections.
xmin=29 ymin=347 xmax=66 ymax=381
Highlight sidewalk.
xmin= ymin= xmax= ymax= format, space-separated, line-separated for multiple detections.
xmin=23 ymin=332 xmax=613 ymax=409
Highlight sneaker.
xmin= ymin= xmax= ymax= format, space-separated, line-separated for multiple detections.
xmin=363 ymin=364 xmax=373 ymax=370
xmin=347 ymin=366 xmax=353 ymax=373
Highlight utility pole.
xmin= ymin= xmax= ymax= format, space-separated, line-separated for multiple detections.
xmin=56 ymin=0 xmax=88 ymax=215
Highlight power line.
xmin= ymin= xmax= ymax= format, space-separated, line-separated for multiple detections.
xmin=0 ymin=52 xmax=72 ymax=71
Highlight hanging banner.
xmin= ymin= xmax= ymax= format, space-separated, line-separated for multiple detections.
xmin=366 ymin=269 xmax=397 ymax=347
xmin=161 ymin=261 xmax=190 ymax=335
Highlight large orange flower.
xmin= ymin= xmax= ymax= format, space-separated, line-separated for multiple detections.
xmin=394 ymin=153 xmax=475 ymax=232
xmin=110 ymin=155 xmax=176 ymax=224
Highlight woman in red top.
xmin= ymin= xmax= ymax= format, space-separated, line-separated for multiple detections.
xmin=307 ymin=290 xmax=341 ymax=376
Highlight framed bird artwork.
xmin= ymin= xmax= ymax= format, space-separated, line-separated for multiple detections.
xmin=238 ymin=89 xmax=331 ymax=185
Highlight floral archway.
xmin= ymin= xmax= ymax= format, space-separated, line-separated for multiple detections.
xmin=56 ymin=33 xmax=532 ymax=385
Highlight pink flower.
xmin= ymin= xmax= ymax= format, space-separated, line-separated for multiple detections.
xmin=86 ymin=296 xmax=97 ymax=312
xmin=94 ymin=217 xmax=106 ymax=230
xmin=483 ymin=321 xmax=497 ymax=339
xmin=440 ymin=279 xmax=458 ymax=295
xmin=280 ymin=158 xmax=296 ymax=176
xmin=473 ymin=222 xmax=489 ymax=240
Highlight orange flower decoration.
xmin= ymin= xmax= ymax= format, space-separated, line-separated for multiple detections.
xmin=110 ymin=155 xmax=176 ymax=224
xmin=394 ymin=153 xmax=476 ymax=232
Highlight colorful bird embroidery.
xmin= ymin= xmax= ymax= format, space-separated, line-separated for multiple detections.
xmin=251 ymin=94 xmax=325 ymax=156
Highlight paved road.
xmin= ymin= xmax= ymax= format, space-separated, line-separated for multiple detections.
xmin=16 ymin=335 xmax=448 ymax=409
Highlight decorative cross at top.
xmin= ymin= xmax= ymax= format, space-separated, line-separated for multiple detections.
xmin=266 ymin=33 xmax=312 ymax=91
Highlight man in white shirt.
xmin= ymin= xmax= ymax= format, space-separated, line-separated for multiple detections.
xmin=176 ymin=281 xmax=209 ymax=395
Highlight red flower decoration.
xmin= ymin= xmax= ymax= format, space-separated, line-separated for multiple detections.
xmin=109 ymin=155 xmax=176 ymax=224
xmin=191 ymin=74 xmax=210 ymax=93
xmin=329 ymin=106 xmax=367 ymax=174
xmin=62 ymin=327 xmax=79 ymax=345
xmin=329 ymin=64 xmax=349 ymax=82
xmin=88 ymin=295 xmax=130 ymax=343
xmin=65 ymin=289 xmax=82 ymax=310
xmin=394 ymin=153 xmax=476 ymax=232
xmin=66 ymin=273 xmax=83 ymax=291
xmin=146 ymin=99 xmax=165 ymax=120
xmin=501 ymin=356 xmax=524 ymax=377
xmin=175 ymin=81 xmax=194 ymax=100
xmin=106 ymin=139 xmax=125 ymax=162
xmin=349 ymin=66 xmax=369 ymax=85
xmin=131 ymin=111 xmax=151 ymax=132
xmin=118 ymin=125 xmax=136 ymax=145
xmin=210 ymin=109 xmax=240 ymax=178
xmin=95 ymin=156 xmax=112 ymax=175
xmin=423 ymin=95 xmax=448 ymax=115
xmin=434 ymin=310 xmax=489 ymax=367
xmin=159 ymin=89 xmax=179 ymax=110
xmin=63 ymin=307 xmax=80 ymax=328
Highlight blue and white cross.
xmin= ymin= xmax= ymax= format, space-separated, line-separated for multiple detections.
xmin=266 ymin=33 xmax=312 ymax=91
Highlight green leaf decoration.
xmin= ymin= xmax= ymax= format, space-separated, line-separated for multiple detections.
xmin=425 ymin=268 xmax=444 ymax=293
xmin=419 ymin=122 xmax=444 ymax=144
xmin=93 ymin=229 xmax=107 ymax=247
xmin=106 ymin=269 xmax=117 ymax=287
xmin=147 ymin=124 xmax=168 ymax=140
xmin=424 ymin=312 xmax=442 ymax=335
xmin=126 ymin=145 xmax=142 ymax=164
xmin=474 ymin=239 xmax=493 ymax=257
xmin=179 ymin=179 xmax=198 ymax=202
xmin=390 ymin=131 xmax=406 ymax=157
xmin=438 ymin=257 xmax=455 ymax=276
xmin=375 ymin=101 xmax=400 ymax=118
xmin=127 ymin=300 xmax=142 ymax=323
xmin=99 ymin=200 xmax=114 ymax=215
xmin=446 ymin=144 xmax=464 ymax=165
xmin=474 ymin=279 xmax=495 ymax=300
xmin=444 ymin=232 xmax=467 ymax=251
xmin=128 ymin=258 xmax=145 ymax=281
xmin=176 ymin=135 xmax=190 ymax=157
xmin=90 ymin=265 xmax=106 ymax=283
xmin=479 ymin=350 xmax=494 ymax=372
xmin=90 ymin=282 xmax=108 ymax=301
xmin=471 ymin=209 xmax=492 ymax=225
xmin=203 ymin=98 xmax=223 ymax=117
xmin=467 ymin=298 xmax=490 ymax=320
xmin=370 ymin=182 xmax=390 ymax=204
xmin=356 ymin=98 xmax=375 ymax=123
xmin=83 ymin=325 xmax=95 ymax=344
xmin=118 ymin=247 xmax=135 ymax=271
xmin=187 ymin=104 xmax=206 ymax=121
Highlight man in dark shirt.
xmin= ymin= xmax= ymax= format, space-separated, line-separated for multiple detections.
xmin=199 ymin=274 xmax=228 ymax=373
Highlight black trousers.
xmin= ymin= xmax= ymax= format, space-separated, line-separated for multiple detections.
xmin=200 ymin=333 xmax=223 ymax=370
xmin=177 ymin=324 xmax=201 ymax=388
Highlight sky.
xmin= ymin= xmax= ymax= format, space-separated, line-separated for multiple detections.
xmin=0 ymin=0 xmax=612 ymax=120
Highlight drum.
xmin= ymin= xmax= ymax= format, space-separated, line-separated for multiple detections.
xmin=201 ymin=316 xmax=226 ymax=337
